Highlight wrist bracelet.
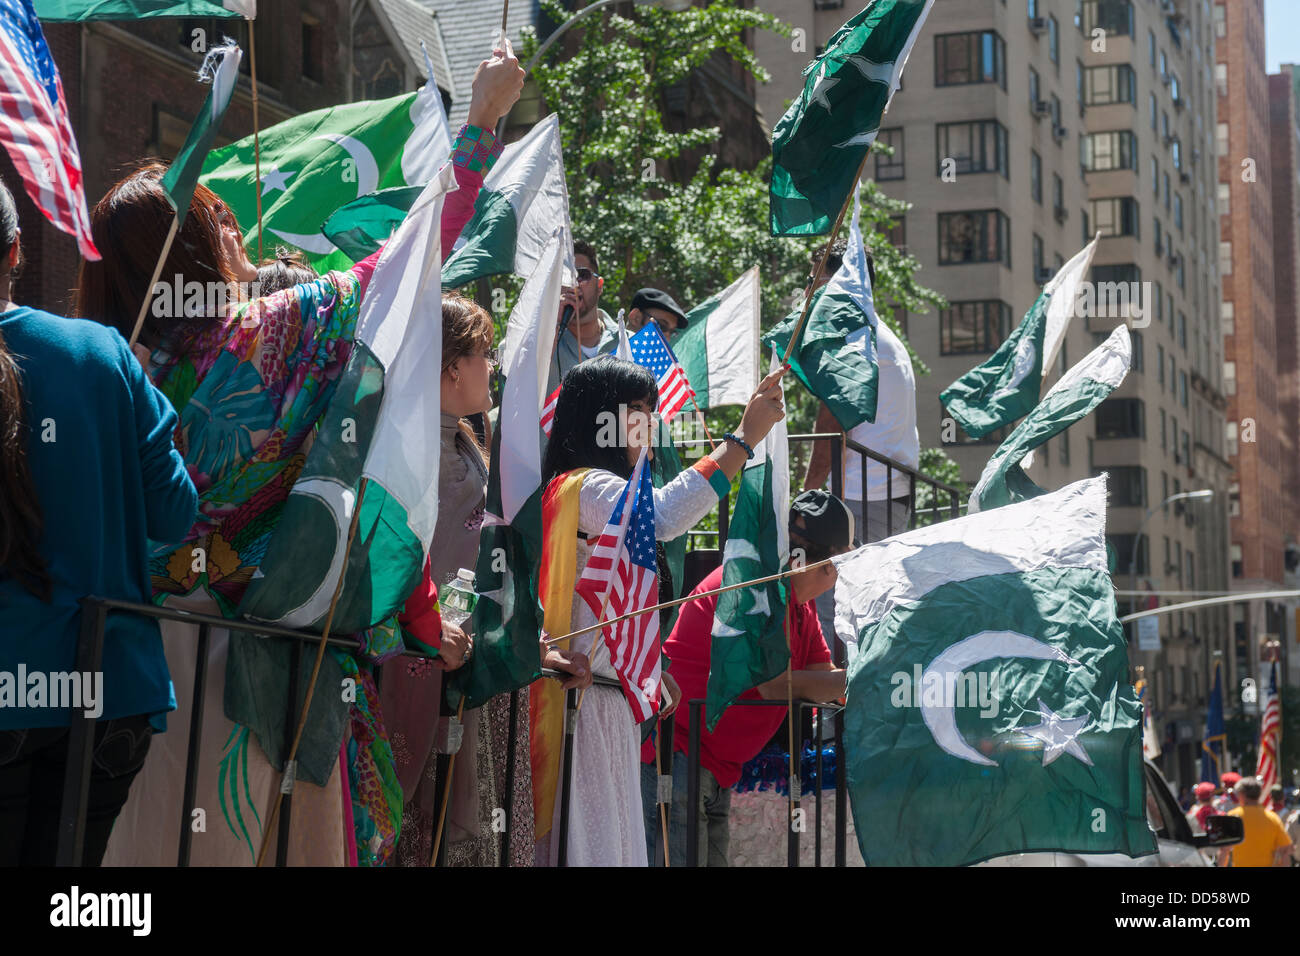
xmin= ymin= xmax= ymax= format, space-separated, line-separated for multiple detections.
xmin=724 ymin=432 xmax=755 ymax=460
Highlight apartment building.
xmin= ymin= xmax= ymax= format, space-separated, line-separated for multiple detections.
xmin=754 ymin=0 xmax=1232 ymax=787
xmin=1216 ymin=0 xmax=1300 ymax=727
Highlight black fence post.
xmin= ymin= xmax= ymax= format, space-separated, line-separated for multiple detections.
xmin=177 ymin=622 xmax=211 ymax=867
xmin=56 ymin=599 xmax=107 ymax=867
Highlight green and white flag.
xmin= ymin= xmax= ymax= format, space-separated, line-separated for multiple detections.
xmin=674 ymin=266 xmax=760 ymax=409
xmin=769 ymin=0 xmax=932 ymax=236
xmin=704 ymin=353 xmax=790 ymax=730
xmin=160 ymin=41 xmax=241 ymax=228
xmin=835 ymin=477 xmax=1156 ymax=866
xmin=449 ymin=226 xmax=570 ymax=709
xmin=228 ymin=161 xmax=458 ymax=784
xmin=200 ymin=75 xmax=449 ymax=272
xmin=764 ymin=192 xmax=879 ymax=430
xmin=441 ymin=114 xmax=571 ymax=288
xmin=969 ymin=324 xmax=1131 ymax=514
xmin=941 ymin=235 xmax=1100 ymax=439
xmin=34 ymin=0 xmax=253 ymax=19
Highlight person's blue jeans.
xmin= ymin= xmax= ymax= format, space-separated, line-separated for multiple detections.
xmin=639 ymin=754 xmax=731 ymax=866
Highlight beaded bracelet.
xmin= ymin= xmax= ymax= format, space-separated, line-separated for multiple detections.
xmin=724 ymin=432 xmax=755 ymax=460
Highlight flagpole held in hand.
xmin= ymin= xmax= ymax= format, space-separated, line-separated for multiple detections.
xmin=429 ymin=695 xmax=468 ymax=866
xmin=254 ymin=477 xmax=371 ymax=867
xmin=778 ymin=152 xmax=873 ymax=366
xmin=784 ymin=592 xmax=798 ymax=864
xmin=127 ymin=214 xmax=179 ymax=349
xmin=249 ymin=17 xmax=263 ymax=263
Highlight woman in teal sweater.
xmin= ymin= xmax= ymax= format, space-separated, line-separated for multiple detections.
xmin=0 ymin=180 xmax=198 ymax=866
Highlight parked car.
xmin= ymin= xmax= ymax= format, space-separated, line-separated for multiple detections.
xmin=978 ymin=760 xmax=1243 ymax=867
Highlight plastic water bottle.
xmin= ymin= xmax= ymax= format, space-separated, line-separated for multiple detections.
xmin=440 ymin=569 xmax=477 ymax=628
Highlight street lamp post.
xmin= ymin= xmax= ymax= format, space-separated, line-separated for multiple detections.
xmin=1127 ymin=488 xmax=1215 ymax=629
xmin=497 ymin=0 xmax=693 ymax=138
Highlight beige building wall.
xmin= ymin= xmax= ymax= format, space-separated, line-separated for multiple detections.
xmin=753 ymin=0 xmax=1231 ymax=787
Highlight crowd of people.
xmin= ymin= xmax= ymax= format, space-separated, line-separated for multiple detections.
xmin=1183 ymin=774 xmax=1298 ymax=867
xmin=0 ymin=41 xmax=889 ymax=868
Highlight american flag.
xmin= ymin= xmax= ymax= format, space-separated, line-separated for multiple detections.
xmin=0 ymin=0 xmax=97 ymax=259
xmin=1255 ymin=660 xmax=1280 ymax=793
xmin=575 ymin=448 xmax=661 ymax=722
xmin=540 ymin=384 xmax=560 ymax=436
xmin=629 ymin=322 xmax=695 ymax=422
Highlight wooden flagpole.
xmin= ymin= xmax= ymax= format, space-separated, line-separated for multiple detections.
xmin=784 ymin=588 xmax=797 ymax=844
xmin=779 ymin=151 xmax=874 ymax=365
xmin=255 ymin=477 xmax=371 ymax=867
xmin=429 ymin=695 xmax=468 ymax=865
xmin=546 ymin=557 xmax=835 ymax=646
xmin=127 ymin=214 xmax=179 ymax=349
xmin=655 ymin=725 xmax=670 ymax=867
xmin=248 ymin=17 xmax=263 ymax=263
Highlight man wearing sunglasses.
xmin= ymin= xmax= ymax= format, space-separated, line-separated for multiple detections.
xmin=550 ymin=240 xmax=618 ymax=392
xmin=625 ymin=287 xmax=689 ymax=341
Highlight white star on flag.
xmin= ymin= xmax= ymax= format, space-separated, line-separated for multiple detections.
xmin=809 ymin=61 xmax=839 ymax=111
xmin=261 ymin=166 xmax=296 ymax=196
xmin=1019 ymin=699 xmax=1094 ymax=767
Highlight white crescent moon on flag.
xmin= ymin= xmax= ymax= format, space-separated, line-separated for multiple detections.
xmin=920 ymin=630 xmax=1079 ymax=767
xmin=267 ymin=134 xmax=381 ymax=255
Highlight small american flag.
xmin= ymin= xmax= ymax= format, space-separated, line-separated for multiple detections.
xmin=540 ymin=384 xmax=560 ymax=436
xmin=575 ymin=448 xmax=661 ymax=722
xmin=1255 ymin=660 xmax=1280 ymax=793
xmin=0 ymin=0 xmax=97 ymax=259
xmin=629 ymin=322 xmax=695 ymax=422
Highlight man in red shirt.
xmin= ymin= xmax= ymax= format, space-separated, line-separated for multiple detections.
xmin=640 ymin=490 xmax=851 ymax=866
xmin=1190 ymin=782 xmax=1219 ymax=834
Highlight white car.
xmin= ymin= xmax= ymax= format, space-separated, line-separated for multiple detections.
xmin=977 ymin=761 xmax=1243 ymax=867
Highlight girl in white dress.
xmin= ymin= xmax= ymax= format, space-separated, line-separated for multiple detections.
xmin=535 ymin=355 xmax=786 ymax=865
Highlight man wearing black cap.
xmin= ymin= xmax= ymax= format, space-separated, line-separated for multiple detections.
xmin=637 ymin=490 xmax=852 ymax=866
xmin=627 ymin=287 xmax=689 ymax=341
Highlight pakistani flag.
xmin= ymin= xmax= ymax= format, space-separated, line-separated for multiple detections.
xmin=200 ymin=75 xmax=449 ymax=272
xmin=835 ymin=477 xmax=1157 ymax=866
xmin=941 ymin=236 xmax=1100 ymax=439
xmin=160 ymin=41 xmax=240 ymax=228
xmin=229 ymin=163 xmax=458 ymax=782
xmin=704 ymin=354 xmax=790 ymax=730
xmin=968 ymin=324 xmax=1131 ymax=514
xmin=674 ymin=266 xmax=760 ymax=409
xmin=34 ymin=0 xmax=253 ymax=19
xmin=770 ymin=0 xmax=932 ymax=236
xmin=448 ymin=227 xmax=569 ymax=709
xmin=764 ymin=192 xmax=878 ymax=430
xmin=441 ymin=114 xmax=571 ymax=288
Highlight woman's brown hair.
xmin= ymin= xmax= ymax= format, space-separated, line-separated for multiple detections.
xmin=442 ymin=293 xmax=495 ymax=463
xmin=0 ymin=178 xmax=52 ymax=601
xmin=75 ymin=161 xmax=240 ymax=352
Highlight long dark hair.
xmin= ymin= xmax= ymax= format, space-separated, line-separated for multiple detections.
xmin=75 ymin=162 xmax=240 ymax=352
xmin=0 ymin=179 xmax=52 ymax=601
xmin=542 ymin=355 xmax=658 ymax=484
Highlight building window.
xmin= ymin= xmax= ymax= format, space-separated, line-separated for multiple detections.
xmin=1048 ymin=15 xmax=1059 ymax=67
xmin=1163 ymin=172 xmax=1170 ymax=211
xmin=875 ymin=127 xmax=905 ymax=180
xmin=1154 ymin=218 xmax=1163 ymax=256
xmin=1081 ymin=0 xmax=1134 ymax=37
xmin=1098 ymin=465 xmax=1146 ymax=507
xmin=1059 ymin=427 xmax=1070 ymax=465
xmin=1050 ymin=93 xmax=1062 ymax=131
xmin=1217 ymin=181 xmax=1230 ymax=213
xmin=1093 ymin=263 xmax=1142 ymax=287
xmin=1228 ymin=481 xmax=1240 ymax=516
xmin=1157 ymin=344 xmax=1165 ymax=386
xmin=1082 ymin=130 xmax=1137 ymax=171
xmin=1215 ymin=63 xmax=1227 ymax=98
xmin=1033 ymin=233 xmax=1045 ymax=277
xmin=1052 ymin=173 xmax=1064 ymax=214
xmin=935 ymin=120 xmax=1009 ymax=177
xmin=1216 ymin=122 xmax=1228 ymax=156
xmin=1181 ymin=431 xmax=1190 ymax=469
xmin=1149 ymin=92 xmax=1157 ymax=130
xmin=301 ymin=14 xmax=324 ymax=82
xmin=1179 ymin=370 xmax=1188 ymax=408
xmin=1112 ymin=535 xmax=1149 ymax=575
xmin=1087 ymin=197 xmax=1140 ymax=238
xmin=1221 ymin=300 xmax=1234 ymax=335
xmin=1219 ymin=241 xmax=1232 ymax=275
xmin=1083 ymin=64 xmax=1136 ymax=105
xmin=1029 ymin=66 xmax=1041 ymax=110
xmin=886 ymin=215 xmax=906 ymax=251
xmin=1095 ymin=398 xmax=1144 ymax=439
xmin=1230 ymin=543 xmax=1242 ymax=578
xmin=935 ymin=31 xmax=1007 ymax=88
xmin=1213 ymin=4 xmax=1226 ymax=39
xmin=1178 ymin=312 xmax=1187 ymax=350
xmin=938 ymin=210 xmax=1011 ymax=267
xmin=1174 ymin=193 xmax=1183 ymax=231
xmin=1131 ymin=330 xmax=1144 ymax=373
xmin=1148 ymin=28 xmax=1156 ymax=67
xmin=1160 ymin=407 xmax=1167 ymax=449
xmin=1226 ymin=421 xmax=1238 ymax=456
xmin=1223 ymin=360 xmax=1236 ymax=395
xmin=1031 ymin=150 xmax=1042 ymax=204
xmin=939 ymin=300 xmax=1012 ymax=355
